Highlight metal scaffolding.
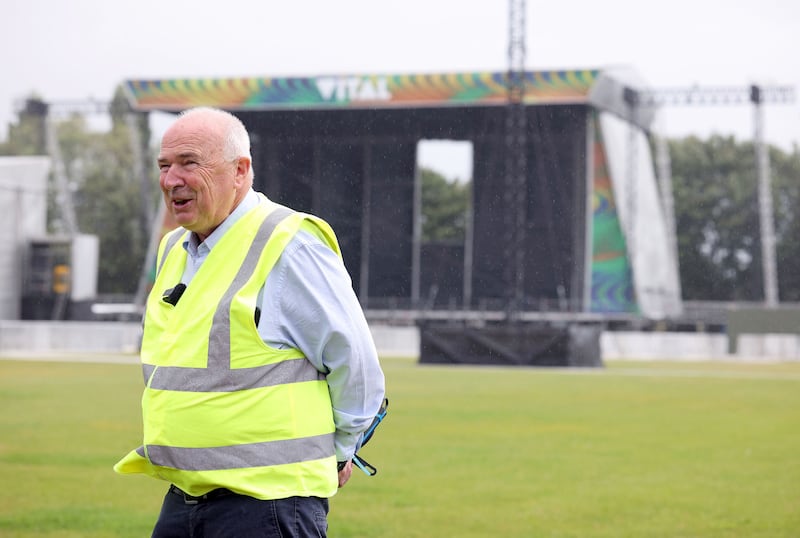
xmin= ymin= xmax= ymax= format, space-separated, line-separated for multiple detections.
xmin=504 ymin=0 xmax=527 ymax=317
xmin=626 ymin=84 xmax=794 ymax=306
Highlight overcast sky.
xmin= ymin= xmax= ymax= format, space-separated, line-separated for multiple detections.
xmin=1 ymin=0 xmax=798 ymax=178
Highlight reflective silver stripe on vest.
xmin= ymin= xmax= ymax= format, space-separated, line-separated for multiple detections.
xmin=145 ymin=432 xmax=335 ymax=470
xmin=206 ymin=206 xmax=293 ymax=371
xmin=157 ymin=229 xmax=187 ymax=275
xmin=139 ymin=206 xmax=334 ymax=472
xmin=145 ymin=205 xmax=323 ymax=393
xmin=142 ymin=229 xmax=187 ymax=370
xmin=143 ymin=357 xmax=323 ymax=392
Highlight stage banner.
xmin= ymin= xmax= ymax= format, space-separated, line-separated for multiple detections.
xmin=124 ymin=70 xmax=599 ymax=111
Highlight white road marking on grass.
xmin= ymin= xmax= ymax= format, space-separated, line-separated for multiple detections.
xmin=417 ymin=361 xmax=800 ymax=381
xmin=6 ymin=353 xmax=800 ymax=380
xmin=555 ymin=366 xmax=800 ymax=381
xmin=0 ymin=352 xmax=140 ymax=364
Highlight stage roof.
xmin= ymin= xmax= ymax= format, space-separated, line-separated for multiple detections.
xmin=123 ymin=69 xmax=601 ymax=112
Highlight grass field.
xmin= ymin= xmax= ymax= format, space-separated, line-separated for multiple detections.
xmin=1 ymin=356 xmax=799 ymax=537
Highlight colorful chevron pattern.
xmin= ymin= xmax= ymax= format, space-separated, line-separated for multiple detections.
xmin=123 ymin=69 xmax=599 ymax=111
xmin=590 ymin=117 xmax=637 ymax=313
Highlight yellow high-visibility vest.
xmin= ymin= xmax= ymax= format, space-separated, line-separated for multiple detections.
xmin=114 ymin=196 xmax=341 ymax=500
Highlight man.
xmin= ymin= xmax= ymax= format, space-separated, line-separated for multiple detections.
xmin=115 ymin=107 xmax=386 ymax=537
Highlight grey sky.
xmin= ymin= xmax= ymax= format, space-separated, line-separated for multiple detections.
xmin=1 ymin=0 xmax=798 ymax=177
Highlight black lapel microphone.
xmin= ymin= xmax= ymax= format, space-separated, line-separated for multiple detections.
xmin=162 ymin=283 xmax=187 ymax=306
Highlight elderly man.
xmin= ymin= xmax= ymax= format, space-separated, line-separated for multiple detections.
xmin=115 ymin=107 xmax=385 ymax=537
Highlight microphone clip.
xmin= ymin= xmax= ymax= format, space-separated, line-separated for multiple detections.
xmin=162 ymin=283 xmax=187 ymax=306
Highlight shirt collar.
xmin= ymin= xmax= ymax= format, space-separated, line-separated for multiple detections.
xmin=184 ymin=189 xmax=261 ymax=256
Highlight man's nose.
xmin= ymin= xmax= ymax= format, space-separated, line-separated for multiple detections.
xmin=161 ymin=166 xmax=184 ymax=189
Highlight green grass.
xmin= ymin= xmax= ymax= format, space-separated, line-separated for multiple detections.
xmin=1 ymin=357 xmax=799 ymax=537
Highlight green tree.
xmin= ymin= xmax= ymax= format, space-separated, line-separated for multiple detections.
xmin=670 ymin=135 xmax=800 ymax=301
xmin=420 ymin=167 xmax=470 ymax=243
xmin=0 ymin=96 xmax=48 ymax=155
xmin=2 ymin=89 xmax=157 ymax=295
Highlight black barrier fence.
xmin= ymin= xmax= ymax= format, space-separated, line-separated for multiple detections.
xmin=418 ymin=321 xmax=603 ymax=367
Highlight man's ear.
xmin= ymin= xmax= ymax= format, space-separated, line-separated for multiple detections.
xmin=234 ymin=156 xmax=251 ymax=187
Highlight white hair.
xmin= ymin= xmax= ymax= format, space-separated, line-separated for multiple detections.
xmin=178 ymin=107 xmax=253 ymax=177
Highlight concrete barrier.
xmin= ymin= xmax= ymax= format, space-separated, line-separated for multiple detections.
xmin=0 ymin=320 xmax=418 ymax=359
xmin=0 ymin=320 xmax=142 ymax=354
xmin=1 ymin=320 xmax=798 ymax=362
xmin=726 ymin=307 xmax=800 ymax=353
xmin=600 ymin=331 xmax=729 ymax=361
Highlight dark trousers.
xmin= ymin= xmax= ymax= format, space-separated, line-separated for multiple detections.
xmin=151 ymin=485 xmax=329 ymax=538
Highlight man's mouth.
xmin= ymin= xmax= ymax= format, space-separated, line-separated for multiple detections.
xmin=169 ymin=192 xmax=194 ymax=208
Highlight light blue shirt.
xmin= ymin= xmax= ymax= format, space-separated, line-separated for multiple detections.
xmin=179 ymin=189 xmax=385 ymax=461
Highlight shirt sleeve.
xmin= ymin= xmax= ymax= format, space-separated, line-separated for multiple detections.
xmin=257 ymin=228 xmax=386 ymax=461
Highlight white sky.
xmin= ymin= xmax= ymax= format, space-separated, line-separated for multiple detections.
xmin=1 ymin=0 xmax=798 ymax=180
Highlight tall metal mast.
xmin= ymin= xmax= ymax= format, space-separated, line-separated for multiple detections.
xmin=44 ymin=111 xmax=80 ymax=235
xmin=751 ymin=85 xmax=778 ymax=306
xmin=633 ymin=85 xmax=792 ymax=306
xmin=504 ymin=0 xmax=527 ymax=317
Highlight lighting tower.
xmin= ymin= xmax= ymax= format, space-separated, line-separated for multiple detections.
xmin=633 ymin=84 xmax=793 ymax=306
xmin=751 ymin=85 xmax=778 ymax=306
xmin=504 ymin=0 xmax=527 ymax=317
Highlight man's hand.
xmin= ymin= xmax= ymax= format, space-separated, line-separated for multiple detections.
xmin=337 ymin=460 xmax=353 ymax=488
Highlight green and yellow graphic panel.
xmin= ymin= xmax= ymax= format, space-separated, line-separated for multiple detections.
xmin=124 ymin=70 xmax=599 ymax=111
xmin=590 ymin=120 xmax=637 ymax=313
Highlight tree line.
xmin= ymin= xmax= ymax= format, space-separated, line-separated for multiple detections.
xmin=671 ymin=135 xmax=800 ymax=301
xmin=1 ymin=89 xmax=153 ymax=296
xmin=2 ymin=97 xmax=799 ymax=302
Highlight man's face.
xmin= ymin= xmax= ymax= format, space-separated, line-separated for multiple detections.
xmin=157 ymin=116 xmax=245 ymax=240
